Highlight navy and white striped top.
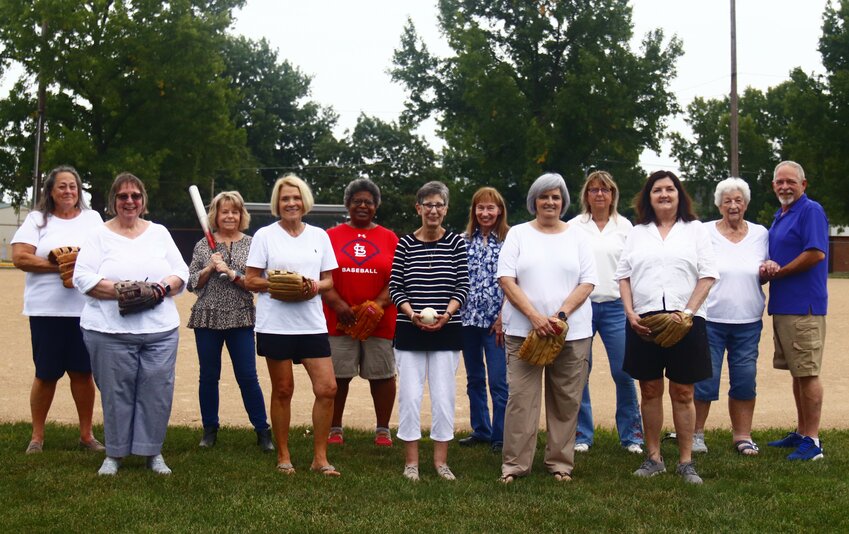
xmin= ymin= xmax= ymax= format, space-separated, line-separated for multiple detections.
xmin=390 ymin=231 xmax=469 ymax=351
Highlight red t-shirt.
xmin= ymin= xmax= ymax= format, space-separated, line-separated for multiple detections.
xmin=323 ymin=223 xmax=398 ymax=339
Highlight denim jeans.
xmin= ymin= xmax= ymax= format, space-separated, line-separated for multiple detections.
xmin=461 ymin=326 xmax=508 ymax=444
xmin=195 ymin=327 xmax=269 ymax=430
xmin=576 ymin=300 xmax=643 ymax=446
xmin=694 ymin=320 xmax=762 ymax=402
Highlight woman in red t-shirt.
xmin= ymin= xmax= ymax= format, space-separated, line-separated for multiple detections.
xmin=322 ymin=179 xmax=399 ymax=446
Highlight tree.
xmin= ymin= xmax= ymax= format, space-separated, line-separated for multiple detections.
xmin=391 ymin=0 xmax=682 ymax=222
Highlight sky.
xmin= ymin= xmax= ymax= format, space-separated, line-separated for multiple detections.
xmin=231 ymin=0 xmax=831 ymax=170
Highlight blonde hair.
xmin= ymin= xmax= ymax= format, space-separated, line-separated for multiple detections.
xmin=208 ymin=191 xmax=250 ymax=231
xmin=578 ymin=170 xmax=620 ymax=219
xmin=270 ymin=173 xmax=315 ymax=216
xmin=464 ymin=186 xmax=509 ymax=241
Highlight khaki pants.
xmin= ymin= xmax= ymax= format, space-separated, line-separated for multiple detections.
xmin=501 ymin=335 xmax=590 ymax=477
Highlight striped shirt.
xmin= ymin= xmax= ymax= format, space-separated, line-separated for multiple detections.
xmin=390 ymin=231 xmax=469 ymax=351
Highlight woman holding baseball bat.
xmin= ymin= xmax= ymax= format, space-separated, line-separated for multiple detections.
xmin=496 ymin=172 xmax=597 ymax=484
xmin=389 ymin=181 xmax=469 ymax=482
xmin=244 ymin=174 xmax=340 ymax=477
xmin=11 ymin=165 xmax=104 ymax=455
xmin=187 ymin=191 xmax=273 ymax=451
xmin=74 ymin=172 xmax=188 ymax=476
xmin=615 ymin=170 xmax=717 ymax=484
xmin=321 ymin=178 xmax=398 ymax=447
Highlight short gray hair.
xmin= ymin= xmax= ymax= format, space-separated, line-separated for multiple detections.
xmin=713 ymin=177 xmax=751 ymax=208
xmin=416 ymin=181 xmax=449 ymax=205
xmin=343 ymin=178 xmax=381 ymax=207
xmin=526 ymin=172 xmax=570 ymax=216
xmin=773 ymin=160 xmax=805 ymax=183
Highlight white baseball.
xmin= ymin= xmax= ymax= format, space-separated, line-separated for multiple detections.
xmin=420 ymin=307 xmax=438 ymax=325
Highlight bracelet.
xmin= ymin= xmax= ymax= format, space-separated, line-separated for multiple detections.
xmin=231 ymin=270 xmax=243 ymax=283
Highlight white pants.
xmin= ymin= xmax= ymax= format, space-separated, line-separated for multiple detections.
xmin=395 ymin=349 xmax=460 ymax=442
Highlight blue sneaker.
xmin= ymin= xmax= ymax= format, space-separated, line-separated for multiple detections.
xmin=787 ymin=437 xmax=824 ymax=461
xmin=767 ymin=431 xmax=804 ymax=448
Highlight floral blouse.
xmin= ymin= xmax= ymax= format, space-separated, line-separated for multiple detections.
xmin=460 ymin=229 xmax=504 ymax=329
xmin=187 ymin=235 xmax=255 ymax=330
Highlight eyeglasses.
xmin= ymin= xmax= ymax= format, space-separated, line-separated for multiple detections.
xmin=116 ymin=193 xmax=143 ymax=201
xmin=588 ymin=188 xmax=611 ymax=195
xmin=420 ymin=202 xmax=446 ymax=212
xmin=350 ymin=199 xmax=375 ymax=207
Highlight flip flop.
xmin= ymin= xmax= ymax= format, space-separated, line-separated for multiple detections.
xmin=311 ymin=464 xmax=341 ymax=477
xmin=553 ymin=472 xmax=573 ymax=482
xmin=734 ymin=440 xmax=760 ymax=456
xmin=498 ymin=473 xmax=516 ymax=485
xmin=276 ymin=462 xmax=296 ymax=475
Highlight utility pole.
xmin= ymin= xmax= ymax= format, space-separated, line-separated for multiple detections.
xmin=729 ymin=0 xmax=739 ymax=177
xmin=31 ymin=19 xmax=49 ymax=208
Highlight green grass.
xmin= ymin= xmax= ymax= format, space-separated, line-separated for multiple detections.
xmin=2 ymin=423 xmax=847 ymax=533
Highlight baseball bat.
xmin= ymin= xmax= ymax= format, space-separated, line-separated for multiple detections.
xmin=188 ymin=185 xmax=229 ymax=280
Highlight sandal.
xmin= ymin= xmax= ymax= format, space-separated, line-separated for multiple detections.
xmin=498 ymin=473 xmax=516 ymax=485
xmin=311 ymin=464 xmax=341 ymax=477
xmin=553 ymin=472 xmax=573 ymax=482
xmin=276 ymin=462 xmax=296 ymax=475
xmin=734 ymin=439 xmax=760 ymax=456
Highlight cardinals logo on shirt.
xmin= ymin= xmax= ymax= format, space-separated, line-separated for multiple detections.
xmin=341 ymin=237 xmax=380 ymax=266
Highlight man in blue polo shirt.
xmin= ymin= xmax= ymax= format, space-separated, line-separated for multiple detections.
xmin=760 ymin=160 xmax=828 ymax=461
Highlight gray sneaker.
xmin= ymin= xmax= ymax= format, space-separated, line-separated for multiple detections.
xmin=633 ymin=457 xmax=666 ymax=478
xmin=692 ymin=432 xmax=708 ymax=454
xmin=676 ymin=461 xmax=703 ymax=484
xmin=146 ymin=454 xmax=172 ymax=475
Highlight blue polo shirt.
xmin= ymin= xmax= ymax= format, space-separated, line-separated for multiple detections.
xmin=768 ymin=194 xmax=828 ymax=315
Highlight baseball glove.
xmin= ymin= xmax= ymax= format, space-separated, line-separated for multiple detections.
xmin=54 ymin=249 xmax=80 ymax=289
xmin=339 ymin=300 xmax=384 ymax=340
xmin=517 ymin=318 xmax=569 ymax=366
xmin=638 ymin=311 xmax=693 ymax=348
xmin=267 ymin=270 xmax=317 ymax=302
xmin=48 ymin=246 xmax=79 ymax=265
xmin=115 ymin=281 xmax=167 ymax=316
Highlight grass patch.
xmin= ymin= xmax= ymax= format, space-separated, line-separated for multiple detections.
xmin=2 ymin=422 xmax=847 ymax=532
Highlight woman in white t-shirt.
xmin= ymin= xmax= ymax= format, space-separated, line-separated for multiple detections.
xmin=11 ymin=166 xmax=104 ymax=455
xmin=245 ymin=174 xmax=340 ymax=477
xmin=693 ymin=178 xmax=768 ymax=456
xmin=497 ymin=172 xmax=598 ymax=484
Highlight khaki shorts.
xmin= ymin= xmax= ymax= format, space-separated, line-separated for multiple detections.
xmin=329 ymin=336 xmax=396 ymax=380
xmin=772 ymin=314 xmax=826 ymax=377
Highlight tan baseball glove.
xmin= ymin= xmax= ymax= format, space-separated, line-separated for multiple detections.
xmin=339 ymin=300 xmax=384 ymax=341
xmin=517 ymin=318 xmax=569 ymax=366
xmin=638 ymin=311 xmax=693 ymax=348
xmin=267 ymin=270 xmax=317 ymax=302
xmin=50 ymin=247 xmax=80 ymax=289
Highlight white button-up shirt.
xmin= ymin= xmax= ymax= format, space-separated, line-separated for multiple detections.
xmin=615 ymin=220 xmax=718 ymax=318
xmin=568 ymin=213 xmax=633 ymax=303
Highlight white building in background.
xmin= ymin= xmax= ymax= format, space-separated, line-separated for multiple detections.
xmin=0 ymin=203 xmax=30 ymax=262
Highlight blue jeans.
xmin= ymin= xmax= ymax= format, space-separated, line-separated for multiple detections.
xmin=461 ymin=326 xmax=508 ymax=444
xmin=195 ymin=327 xmax=269 ymax=431
xmin=576 ymin=300 xmax=643 ymax=447
xmin=694 ymin=320 xmax=762 ymax=402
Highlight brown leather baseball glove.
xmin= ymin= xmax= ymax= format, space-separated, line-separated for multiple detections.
xmin=517 ymin=318 xmax=569 ymax=366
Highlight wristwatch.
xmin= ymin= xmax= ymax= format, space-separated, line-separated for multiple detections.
xmin=557 ymin=311 xmax=567 ymax=321
xmin=682 ymin=308 xmax=694 ymax=317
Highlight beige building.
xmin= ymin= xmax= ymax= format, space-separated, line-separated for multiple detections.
xmin=0 ymin=203 xmax=31 ymax=262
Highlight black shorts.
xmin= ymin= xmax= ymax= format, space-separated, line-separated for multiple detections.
xmin=623 ymin=312 xmax=711 ymax=384
xmin=256 ymin=332 xmax=331 ymax=364
xmin=30 ymin=316 xmax=92 ymax=380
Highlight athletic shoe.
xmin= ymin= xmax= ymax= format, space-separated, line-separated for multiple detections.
xmin=787 ymin=436 xmax=824 ymax=461
xmin=199 ymin=426 xmax=218 ymax=448
xmin=768 ymin=431 xmax=804 ymax=448
xmin=374 ymin=430 xmax=393 ymax=447
xmin=574 ymin=443 xmax=590 ymax=453
xmin=625 ymin=443 xmax=644 ymax=454
xmin=98 ymin=457 xmax=121 ymax=476
xmin=692 ymin=432 xmax=708 ymax=454
xmin=327 ymin=428 xmax=344 ymax=445
xmin=436 ymin=464 xmax=456 ymax=481
xmin=633 ymin=457 xmax=666 ymax=478
xmin=403 ymin=464 xmax=420 ymax=482
xmin=676 ymin=461 xmax=703 ymax=484
xmin=146 ymin=454 xmax=172 ymax=475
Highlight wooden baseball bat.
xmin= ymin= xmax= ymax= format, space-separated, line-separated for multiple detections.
xmin=188 ymin=185 xmax=229 ymax=279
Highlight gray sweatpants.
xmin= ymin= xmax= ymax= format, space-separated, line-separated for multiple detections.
xmin=83 ymin=328 xmax=179 ymax=458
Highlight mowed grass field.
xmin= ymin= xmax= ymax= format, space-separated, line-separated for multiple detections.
xmin=2 ymin=423 xmax=847 ymax=533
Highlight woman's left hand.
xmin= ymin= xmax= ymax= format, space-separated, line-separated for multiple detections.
xmin=418 ymin=312 xmax=450 ymax=332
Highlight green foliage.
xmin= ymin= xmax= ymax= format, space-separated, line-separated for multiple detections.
xmin=391 ymin=0 xmax=682 ymax=224
xmin=3 ymin=422 xmax=849 ymax=532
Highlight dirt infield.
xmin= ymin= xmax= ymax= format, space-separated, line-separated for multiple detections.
xmin=1 ymin=268 xmax=846 ymax=431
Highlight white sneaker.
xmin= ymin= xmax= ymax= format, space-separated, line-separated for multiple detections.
xmin=692 ymin=433 xmax=708 ymax=454
xmin=625 ymin=443 xmax=644 ymax=454
xmin=146 ymin=454 xmax=172 ymax=475
xmin=98 ymin=456 xmax=121 ymax=476
xmin=574 ymin=443 xmax=590 ymax=453
xmin=403 ymin=464 xmax=419 ymax=482
xmin=436 ymin=464 xmax=456 ymax=481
